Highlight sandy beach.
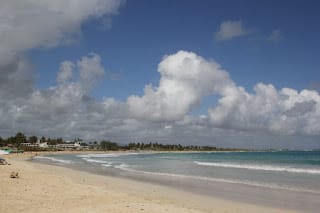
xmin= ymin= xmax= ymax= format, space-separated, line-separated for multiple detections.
xmin=0 ymin=152 xmax=301 ymax=213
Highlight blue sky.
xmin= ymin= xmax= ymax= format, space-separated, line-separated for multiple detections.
xmin=1 ymin=0 xmax=320 ymax=148
xmin=31 ymin=0 xmax=320 ymax=101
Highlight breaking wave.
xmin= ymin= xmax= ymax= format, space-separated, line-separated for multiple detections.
xmin=193 ymin=161 xmax=320 ymax=175
xmin=34 ymin=156 xmax=73 ymax=164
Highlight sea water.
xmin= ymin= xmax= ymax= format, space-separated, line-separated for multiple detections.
xmin=34 ymin=151 xmax=320 ymax=194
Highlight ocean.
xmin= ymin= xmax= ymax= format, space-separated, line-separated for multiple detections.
xmin=33 ymin=151 xmax=320 ymax=195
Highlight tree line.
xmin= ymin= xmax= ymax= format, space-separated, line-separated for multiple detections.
xmin=0 ymin=132 xmax=245 ymax=152
xmin=0 ymin=132 xmax=66 ymax=147
xmin=123 ymin=142 xmax=242 ymax=151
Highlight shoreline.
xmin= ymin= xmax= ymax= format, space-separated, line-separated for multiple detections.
xmin=0 ymin=152 xmax=307 ymax=213
xmin=32 ymin=151 xmax=320 ymax=212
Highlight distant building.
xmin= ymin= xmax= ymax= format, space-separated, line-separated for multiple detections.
xmin=55 ymin=142 xmax=81 ymax=149
xmin=20 ymin=143 xmax=38 ymax=147
xmin=39 ymin=142 xmax=48 ymax=148
xmin=21 ymin=140 xmax=49 ymax=148
xmin=21 ymin=139 xmax=84 ymax=150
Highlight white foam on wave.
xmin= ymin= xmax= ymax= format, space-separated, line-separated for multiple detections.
xmin=114 ymin=163 xmax=130 ymax=170
xmin=77 ymin=153 xmax=139 ymax=158
xmin=193 ymin=161 xmax=320 ymax=175
xmin=112 ymin=164 xmax=320 ymax=194
xmin=77 ymin=153 xmax=119 ymax=158
xmin=34 ymin=156 xmax=73 ymax=164
xmin=82 ymin=158 xmax=110 ymax=164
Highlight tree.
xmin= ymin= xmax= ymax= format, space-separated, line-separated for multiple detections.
xmin=99 ymin=140 xmax=119 ymax=151
xmin=80 ymin=142 xmax=88 ymax=147
xmin=15 ymin=132 xmax=27 ymax=146
xmin=29 ymin=136 xmax=38 ymax=144
xmin=40 ymin=136 xmax=46 ymax=143
xmin=56 ymin=138 xmax=63 ymax=144
xmin=0 ymin=136 xmax=4 ymax=147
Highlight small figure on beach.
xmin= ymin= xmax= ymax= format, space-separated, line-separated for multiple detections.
xmin=10 ymin=172 xmax=19 ymax=178
xmin=0 ymin=157 xmax=10 ymax=165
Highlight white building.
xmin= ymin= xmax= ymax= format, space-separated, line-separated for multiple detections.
xmin=55 ymin=142 xmax=81 ymax=149
xmin=39 ymin=142 xmax=48 ymax=148
xmin=20 ymin=141 xmax=48 ymax=148
xmin=20 ymin=143 xmax=38 ymax=147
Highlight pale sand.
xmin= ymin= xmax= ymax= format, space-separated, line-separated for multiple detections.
xmin=0 ymin=153 xmax=298 ymax=213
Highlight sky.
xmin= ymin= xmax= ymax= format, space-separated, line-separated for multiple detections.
xmin=0 ymin=0 xmax=320 ymax=149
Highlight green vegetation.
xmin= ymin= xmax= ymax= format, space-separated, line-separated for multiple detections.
xmin=99 ymin=140 xmax=118 ymax=151
xmin=1 ymin=132 xmax=28 ymax=148
xmin=0 ymin=132 xmax=246 ymax=152
xmin=124 ymin=142 xmax=244 ymax=151
xmin=29 ymin=136 xmax=38 ymax=144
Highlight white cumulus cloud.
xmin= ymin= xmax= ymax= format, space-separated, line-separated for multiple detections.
xmin=78 ymin=53 xmax=105 ymax=91
xmin=215 ymin=20 xmax=251 ymax=41
xmin=127 ymin=51 xmax=233 ymax=121
xmin=0 ymin=0 xmax=124 ymax=138
xmin=125 ymin=50 xmax=320 ymax=137
xmin=0 ymin=50 xmax=319 ymax=148
xmin=208 ymin=83 xmax=320 ymax=135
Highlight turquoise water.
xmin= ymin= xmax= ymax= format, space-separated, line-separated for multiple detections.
xmin=34 ymin=151 xmax=320 ymax=194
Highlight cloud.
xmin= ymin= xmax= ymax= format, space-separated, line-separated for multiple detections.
xmin=78 ymin=53 xmax=105 ymax=91
xmin=127 ymin=51 xmax=233 ymax=121
xmin=267 ymin=29 xmax=282 ymax=42
xmin=0 ymin=53 xmax=114 ymax=138
xmin=22 ymin=53 xmax=106 ymax=117
xmin=0 ymin=58 xmax=34 ymax=99
xmin=57 ymin=61 xmax=75 ymax=83
xmin=0 ymin=0 xmax=124 ymax=65
xmin=126 ymin=50 xmax=320 ymax=137
xmin=215 ymin=20 xmax=251 ymax=41
xmin=0 ymin=0 xmax=124 ymax=136
xmin=208 ymin=83 xmax=320 ymax=135
xmin=0 ymin=51 xmax=319 ymax=149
